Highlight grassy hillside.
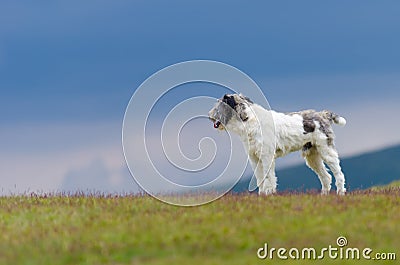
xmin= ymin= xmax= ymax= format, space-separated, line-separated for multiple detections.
xmin=1 ymin=188 xmax=399 ymax=265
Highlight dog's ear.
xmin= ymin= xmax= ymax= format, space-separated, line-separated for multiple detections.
xmin=222 ymin=94 xmax=237 ymax=109
xmin=237 ymin=103 xmax=249 ymax=121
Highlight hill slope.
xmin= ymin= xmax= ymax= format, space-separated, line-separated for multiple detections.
xmin=233 ymin=144 xmax=400 ymax=192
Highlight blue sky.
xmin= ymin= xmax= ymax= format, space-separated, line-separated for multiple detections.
xmin=1 ymin=1 xmax=400 ymax=195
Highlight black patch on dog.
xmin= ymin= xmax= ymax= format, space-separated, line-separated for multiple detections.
xmin=223 ymin=94 xmax=237 ymax=109
xmin=302 ymin=142 xmax=313 ymax=151
xmin=303 ymin=120 xmax=316 ymax=134
xmin=300 ymin=110 xmax=336 ymax=139
xmin=301 ymin=111 xmax=317 ymax=134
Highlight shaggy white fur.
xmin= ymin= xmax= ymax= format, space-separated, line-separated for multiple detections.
xmin=208 ymin=94 xmax=347 ymax=195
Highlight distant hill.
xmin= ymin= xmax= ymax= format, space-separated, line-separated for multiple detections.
xmin=233 ymin=144 xmax=400 ymax=193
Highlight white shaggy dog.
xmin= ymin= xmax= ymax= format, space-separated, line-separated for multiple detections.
xmin=208 ymin=94 xmax=347 ymax=195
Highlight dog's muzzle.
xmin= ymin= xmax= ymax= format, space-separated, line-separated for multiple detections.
xmin=209 ymin=115 xmax=222 ymax=129
xmin=213 ymin=120 xmax=221 ymax=129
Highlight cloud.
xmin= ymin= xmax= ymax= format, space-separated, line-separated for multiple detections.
xmin=61 ymin=158 xmax=138 ymax=194
xmin=0 ymin=121 xmax=126 ymax=195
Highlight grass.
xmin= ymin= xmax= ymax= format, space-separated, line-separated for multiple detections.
xmin=0 ymin=187 xmax=399 ymax=265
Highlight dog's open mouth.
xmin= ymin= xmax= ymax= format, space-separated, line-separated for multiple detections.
xmin=209 ymin=117 xmax=222 ymax=129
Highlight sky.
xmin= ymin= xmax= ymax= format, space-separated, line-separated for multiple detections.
xmin=1 ymin=1 xmax=400 ymax=195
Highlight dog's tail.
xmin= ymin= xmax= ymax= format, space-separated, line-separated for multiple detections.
xmin=330 ymin=112 xmax=347 ymax=126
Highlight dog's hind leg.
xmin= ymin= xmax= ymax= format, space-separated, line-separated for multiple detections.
xmin=319 ymin=146 xmax=346 ymax=195
xmin=302 ymin=145 xmax=332 ymax=195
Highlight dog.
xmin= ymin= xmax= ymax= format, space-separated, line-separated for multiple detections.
xmin=208 ymin=94 xmax=347 ymax=195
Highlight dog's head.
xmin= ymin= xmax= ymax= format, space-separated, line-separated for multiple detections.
xmin=208 ymin=94 xmax=253 ymax=131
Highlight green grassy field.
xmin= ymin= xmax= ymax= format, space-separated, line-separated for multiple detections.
xmin=1 ymin=186 xmax=399 ymax=265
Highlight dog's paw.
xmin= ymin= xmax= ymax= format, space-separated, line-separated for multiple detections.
xmin=337 ymin=189 xmax=346 ymax=196
xmin=259 ymin=188 xmax=276 ymax=196
xmin=321 ymin=189 xmax=330 ymax=195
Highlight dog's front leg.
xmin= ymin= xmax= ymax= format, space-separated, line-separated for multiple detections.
xmin=259 ymin=160 xmax=277 ymax=195
xmin=249 ymin=153 xmax=265 ymax=192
